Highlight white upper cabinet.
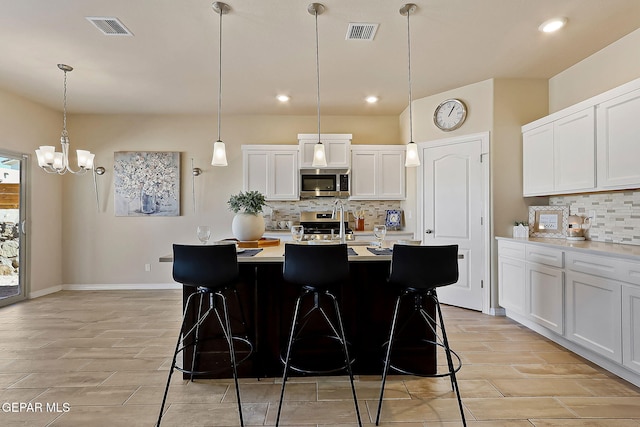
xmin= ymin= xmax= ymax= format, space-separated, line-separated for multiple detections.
xmin=522 ymin=77 xmax=640 ymax=196
xmin=242 ymin=145 xmax=299 ymax=201
xmin=298 ymin=133 xmax=351 ymax=168
xmin=597 ymin=88 xmax=640 ymax=189
xmin=522 ymin=108 xmax=595 ymax=196
xmin=350 ymin=145 xmax=405 ymax=200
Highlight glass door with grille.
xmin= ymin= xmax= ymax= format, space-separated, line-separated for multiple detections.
xmin=0 ymin=151 xmax=26 ymax=307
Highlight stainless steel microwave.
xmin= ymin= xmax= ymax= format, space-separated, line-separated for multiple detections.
xmin=299 ymin=169 xmax=350 ymax=198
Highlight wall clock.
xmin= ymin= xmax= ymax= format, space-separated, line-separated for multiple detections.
xmin=433 ymin=98 xmax=467 ymax=131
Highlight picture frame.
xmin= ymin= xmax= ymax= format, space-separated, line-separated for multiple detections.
xmin=528 ymin=205 xmax=569 ymax=238
xmin=113 ymin=151 xmax=181 ymax=217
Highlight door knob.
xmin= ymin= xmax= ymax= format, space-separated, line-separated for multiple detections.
xmin=425 ymin=229 xmax=433 ymax=234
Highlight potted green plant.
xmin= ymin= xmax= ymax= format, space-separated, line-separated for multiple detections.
xmin=227 ymin=190 xmax=267 ymax=241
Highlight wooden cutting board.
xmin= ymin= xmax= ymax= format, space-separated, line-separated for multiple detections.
xmin=223 ymin=237 xmax=280 ymax=248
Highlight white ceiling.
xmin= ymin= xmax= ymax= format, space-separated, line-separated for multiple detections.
xmin=1 ymin=0 xmax=639 ymax=116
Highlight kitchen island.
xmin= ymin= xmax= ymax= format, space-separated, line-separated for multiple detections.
xmin=160 ymin=241 xmax=436 ymax=379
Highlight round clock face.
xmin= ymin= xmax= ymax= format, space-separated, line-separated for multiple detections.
xmin=434 ymin=99 xmax=467 ymax=131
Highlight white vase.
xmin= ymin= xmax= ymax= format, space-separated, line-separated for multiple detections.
xmin=231 ymin=213 xmax=265 ymax=241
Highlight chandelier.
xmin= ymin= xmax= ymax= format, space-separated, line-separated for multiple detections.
xmin=35 ymin=64 xmax=95 ymax=174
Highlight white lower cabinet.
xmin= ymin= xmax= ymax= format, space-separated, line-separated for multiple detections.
xmin=565 ymin=271 xmax=622 ymax=363
xmin=623 ymin=285 xmax=640 ymax=374
xmin=497 ymin=238 xmax=640 ymax=387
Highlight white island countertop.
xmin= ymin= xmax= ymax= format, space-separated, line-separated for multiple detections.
xmin=159 ymin=241 xmax=396 ymax=263
xmin=496 ymin=236 xmax=640 ymax=262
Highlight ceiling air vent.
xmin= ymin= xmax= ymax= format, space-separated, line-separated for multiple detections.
xmin=85 ymin=17 xmax=133 ymax=36
xmin=345 ymin=23 xmax=379 ymax=41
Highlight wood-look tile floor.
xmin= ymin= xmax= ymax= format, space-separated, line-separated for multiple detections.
xmin=1 ymin=290 xmax=639 ymax=426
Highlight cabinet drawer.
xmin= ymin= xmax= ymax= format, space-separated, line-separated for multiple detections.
xmin=566 ymin=252 xmax=640 ymax=286
xmin=526 ymin=245 xmax=564 ymax=268
xmin=498 ymin=240 xmax=525 ymax=260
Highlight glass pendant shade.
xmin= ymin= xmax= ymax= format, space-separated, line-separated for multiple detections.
xmin=312 ymin=142 xmax=327 ymax=167
xmin=405 ymin=142 xmax=420 ymax=167
xmin=211 ymin=140 xmax=228 ymax=166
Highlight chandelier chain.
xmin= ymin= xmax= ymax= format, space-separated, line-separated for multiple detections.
xmin=62 ymin=69 xmax=68 ymax=137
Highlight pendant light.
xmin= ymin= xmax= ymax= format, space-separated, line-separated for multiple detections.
xmin=401 ymin=4 xmax=420 ymax=167
xmin=309 ymin=3 xmax=327 ymax=167
xmin=211 ymin=2 xmax=229 ymax=167
xmin=35 ymin=64 xmax=96 ymax=174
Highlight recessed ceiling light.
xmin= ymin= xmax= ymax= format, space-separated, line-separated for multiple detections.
xmin=276 ymin=94 xmax=290 ymax=102
xmin=365 ymin=96 xmax=378 ymax=104
xmin=539 ymin=17 xmax=567 ymax=33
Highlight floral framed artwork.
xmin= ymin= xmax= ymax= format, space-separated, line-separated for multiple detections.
xmin=114 ymin=151 xmax=180 ymax=217
xmin=528 ymin=205 xmax=569 ymax=238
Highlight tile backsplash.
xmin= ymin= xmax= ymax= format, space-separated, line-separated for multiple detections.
xmin=264 ymin=200 xmax=402 ymax=230
xmin=550 ymin=190 xmax=640 ymax=246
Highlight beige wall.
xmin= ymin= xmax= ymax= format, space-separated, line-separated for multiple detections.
xmin=0 ymin=88 xmax=63 ymax=295
xmin=62 ymin=114 xmax=400 ymax=285
xmin=400 ymin=78 xmax=549 ymax=309
xmin=549 ymin=28 xmax=640 ymax=113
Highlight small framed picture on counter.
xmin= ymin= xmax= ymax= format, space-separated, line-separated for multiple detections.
xmin=528 ymin=205 xmax=569 ymax=238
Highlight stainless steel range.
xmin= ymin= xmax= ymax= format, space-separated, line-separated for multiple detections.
xmin=299 ymin=211 xmax=354 ymax=241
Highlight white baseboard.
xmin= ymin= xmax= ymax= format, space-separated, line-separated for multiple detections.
xmin=62 ymin=283 xmax=181 ymax=291
xmin=29 ymin=285 xmax=63 ymax=299
xmin=489 ymin=307 xmax=506 ymax=316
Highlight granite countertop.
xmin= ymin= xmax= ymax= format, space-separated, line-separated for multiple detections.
xmin=496 ymin=236 xmax=640 ymax=261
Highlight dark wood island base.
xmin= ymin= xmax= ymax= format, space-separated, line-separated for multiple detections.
xmin=181 ymin=256 xmax=436 ymax=379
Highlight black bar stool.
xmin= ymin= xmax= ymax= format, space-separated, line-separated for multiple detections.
xmin=376 ymin=244 xmax=466 ymax=426
xmin=276 ymin=243 xmax=362 ymax=427
xmin=157 ymin=244 xmax=253 ymax=427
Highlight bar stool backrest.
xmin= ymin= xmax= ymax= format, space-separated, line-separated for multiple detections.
xmin=388 ymin=244 xmax=459 ymax=290
xmin=283 ymin=243 xmax=349 ymax=288
xmin=172 ymin=244 xmax=239 ymax=289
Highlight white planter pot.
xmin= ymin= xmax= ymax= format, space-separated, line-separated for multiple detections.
xmin=231 ymin=213 xmax=265 ymax=241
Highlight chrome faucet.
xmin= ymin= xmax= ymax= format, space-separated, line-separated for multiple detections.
xmin=332 ymin=199 xmax=346 ymax=244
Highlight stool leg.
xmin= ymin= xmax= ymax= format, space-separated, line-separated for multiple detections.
xmin=433 ymin=292 xmax=466 ymax=427
xmin=189 ymin=292 xmax=205 ymax=381
xmin=327 ymin=291 xmax=362 ymax=427
xmin=376 ymin=293 xmax=403 ymax=426
xmin=276 ymin=293 xmax=304 ymax=427
xmin=214 ymin=291 xmax=245 ymax=427
xmin=157 ymin=290 xmax=198 ymax=426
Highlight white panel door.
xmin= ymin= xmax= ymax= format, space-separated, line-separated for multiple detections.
xmin=526 ymin=263 xmax=564 ymax=334
xmin=498 ymin=256 xmax=526 ymax=315
xmin=350 ymin=151 xmax=377 ymax=199
xmin=270 ymin=151 xmax=299 ymax=200
xmin=523 ymin=123 xmax=554 ymax=196
xmin=623 ymin=285 xmax=640 ymax=374
xmin=565 ymin=271 xmax=622 ymax=363
xmin=422 ymin=138 xmax=484 ymax=311
xmin=243 ymin=151 xmax=268 ymax=195
xmin=597 ymin=88 xmax=640 ymax=189
xmin=378 ymin=150 xmax=405 ymax=199
xmin=554 ymin=108 xmax=595 ymax=192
